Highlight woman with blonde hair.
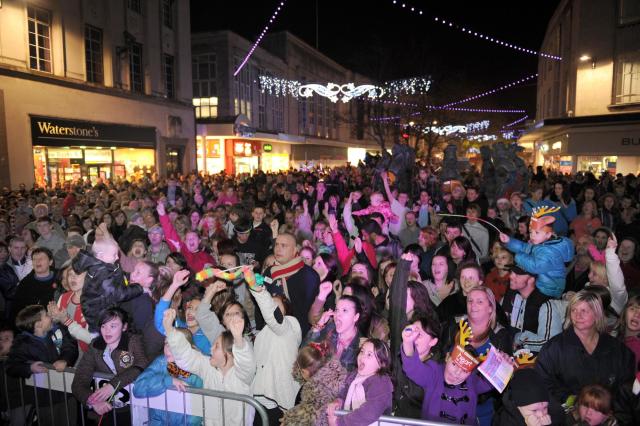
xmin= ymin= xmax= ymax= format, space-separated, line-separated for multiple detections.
xmin=536 ymin=290 xmax=635 ymax=420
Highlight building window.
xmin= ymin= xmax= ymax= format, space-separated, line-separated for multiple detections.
xmin=128 ymin=0 xmax=143 ymax=14
xmin=615 ymin=54 xmax=640 ymax=104
xmin=129 ymin=42 xmax=143 ymax=93
xmin=232 ymin=58 xmax=252 ymax=120
xmin=163 ymin=54 xmax=175 ymax=98
xmin=273 ymin=95 xmax=284 ymax=132
xmin=85 ymin=25 xmax=103 ymax=83
xmin=27 ymin=5 xmax=52 ymax=73
xmin=619 ymin=0 xmax=640 ymax=24
xmin=162 ymin=0 xmax=173 ymax=28
xmin=192 ymin=54 xmax=216 ymax=98
xmin=193 ymin=97 xmax=218 ymax=118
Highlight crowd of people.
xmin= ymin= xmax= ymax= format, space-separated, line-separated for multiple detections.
xmin=0 ymin=159 xmax=639 ymax=426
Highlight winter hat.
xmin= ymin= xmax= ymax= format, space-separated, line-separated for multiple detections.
xmin=233 ymin=217 xmax=252 ymax=234
xmin=66 ymin=234 xmax=86 ymax=249
xmin=510 ymin=369 xmax=549 ymax=407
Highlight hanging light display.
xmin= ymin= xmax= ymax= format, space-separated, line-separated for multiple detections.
xmin=390 ymin=1 xmax=562 ymax=60
xmin=438 ymin=74 xmax=538 ymax=108
xmin=298 ymin=83 xmax=384 ymax=103
xmin=258 ymin=75 xmax=301 ymax=97
xmin=502 ymin=114 xmax=529 ymax=128
xmin=234 ymin=1 xmax=288 ymax=76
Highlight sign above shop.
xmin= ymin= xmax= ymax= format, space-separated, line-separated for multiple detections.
xmin=30 ymin=115 xmax=156 ymax=148
xmin=263 ymin=144 xmax=273 ymax=152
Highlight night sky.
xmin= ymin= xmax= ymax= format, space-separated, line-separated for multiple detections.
xmin=191 ymin=0 xmax=561 ymax=123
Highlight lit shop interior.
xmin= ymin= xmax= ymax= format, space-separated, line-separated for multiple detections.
xmin=196 ymin=137 xmax=290 ymax=175
xmin=33 ymin=146 xmax=155 ymax=187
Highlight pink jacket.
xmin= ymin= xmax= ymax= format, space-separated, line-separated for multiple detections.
xmin=159 ymin=214 xmax=216 ymax=273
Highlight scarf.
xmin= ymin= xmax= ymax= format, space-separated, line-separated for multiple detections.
xmin=167 ymin=361 xmax=192 ymax=379
xmin=344 ymin=373 xmax=374 ymax=411
xmin=270 ymin=257 xmax=304 ymax=281
xmin=59 ymin=291 xmax=89 ymax=352
xmin=270 ymin=257 xmax=304 ymax=300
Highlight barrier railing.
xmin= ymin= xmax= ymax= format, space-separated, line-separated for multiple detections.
xmin=1 ymin=360 xmax=450 ymax=426
xmin=1 ymin=361 xmax=268 ymax=425
xmin=335 ymin=409 xmax=454 ymax=426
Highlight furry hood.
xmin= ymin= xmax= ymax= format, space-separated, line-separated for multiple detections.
xmin=282 ymin=359 xmax=348 ymax=426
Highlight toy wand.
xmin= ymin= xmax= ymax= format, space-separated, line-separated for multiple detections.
xmin=436 ymin=213 xmax=503 ymax=234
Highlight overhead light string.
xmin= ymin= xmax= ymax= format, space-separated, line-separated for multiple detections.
xmin=390 ymin=1 xmax=562 ymax=60
xmin=234 ymin=1 xmax=288 ymax=77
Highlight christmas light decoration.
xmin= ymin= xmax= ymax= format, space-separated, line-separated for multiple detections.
xmin=258 ymin=75 xmax=301 ymax=97
xmin=502 ymin=114 xmax=529 ymax=128
xmin=467 ymin=134 xmax=498 ymax=141
xmin=390 ymin=1 xmax=562 ymax=60
xmin=384 ymin=77 xmax=431 ymax=97
xmin=258 ymin=75 xmax=430 ymax=102
xmin=445 ymin=107 xmax=527 ymax=113
xmin=438 ymin=74 xmax=538 ymax=108
xmin=234 ymin=1 xmax=287 ymax=76
xmin=298 ymin=83 xmax=384 ymax=103
xmin=422 ymin=120 xmax=490 ymax=135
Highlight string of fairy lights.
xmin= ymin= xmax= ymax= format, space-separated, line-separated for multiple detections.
xmin=235 ymin=1 xmax=544 ymax=140
xmin=233 ymin=1 xmax=287 ymax=76
xmin=389 ymin=1 xmax=562 ymax=60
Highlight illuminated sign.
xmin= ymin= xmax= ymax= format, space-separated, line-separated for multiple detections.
xmin=263 ymin=144 xmax=273 ymax=152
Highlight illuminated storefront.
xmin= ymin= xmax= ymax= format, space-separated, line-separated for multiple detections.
xmin=30 ymin=116 xmax=156 ymax=187
xmin=519 ymin=113 xmax=640 ymax=175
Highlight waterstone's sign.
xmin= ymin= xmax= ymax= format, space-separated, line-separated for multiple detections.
xmin=30 ymin=115 xmax=156 ymax=147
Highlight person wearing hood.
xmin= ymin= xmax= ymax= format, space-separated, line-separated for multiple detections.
xmin=493 ymin=368 xmax=554 ymax=426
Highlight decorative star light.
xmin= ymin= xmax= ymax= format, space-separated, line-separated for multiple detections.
xmin=298 ymin=83 xmax=384 ymax=103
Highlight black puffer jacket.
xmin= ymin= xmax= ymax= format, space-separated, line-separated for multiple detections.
xmin=73 ymin=250 xmax=143 ymax=332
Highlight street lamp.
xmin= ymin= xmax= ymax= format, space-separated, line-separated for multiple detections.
xmin=579 ymin=54 xmax=596 ymax=69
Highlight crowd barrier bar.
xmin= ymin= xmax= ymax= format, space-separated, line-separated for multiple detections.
xmin=1 ymin=361 xmax=269 ymax=426
xmin=334 ymin=409 xmax=453 ymax=426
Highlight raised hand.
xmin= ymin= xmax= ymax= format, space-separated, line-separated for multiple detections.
xmin=318 ymin=281 xmax=333 ymax=301
xmin=328 ymin=214 xmax=339 ymax=233
xmin=315 ymin=309 xmax=334 ymax=330
xmin=607 ymin=234 xmax=617 ymax=250
xmin=228 ymin=316 xmax=245 ymax=341
xmin=162 ymin=308 xmax=177 ymax=333
xmin=157 ymin=200 xmax=166 ymax=216
xmin=171 ymin=269 xmax=190 ymax=288
xmin=353 ymin=236 xmax=362 ymax=253
xmin=499 ymin=233 xmax=510 ymax=244
xmin=458 ymin=319 xmax=474 ymax=347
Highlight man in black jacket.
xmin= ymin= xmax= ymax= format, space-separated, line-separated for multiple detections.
xmin=260 ymin=233 xmax=320 ymax=336
xmin=9 ymin=247 xmax=58 ymax=325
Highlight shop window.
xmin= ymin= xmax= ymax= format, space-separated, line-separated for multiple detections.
xmin=85 ymin=25 xmax=103 ymax=84
xmin=614 ymin=53 xmax=640 ymax=104
xmin=164 ymin=54 xmax=175 ymax=98
xmin=619 ymin=0 xmax=640 ymax=25
xmin=162 ymin=0 xmax=173 ymax=28
xmin=129 ymin=42 xmax=144 ymax=93
xmin=27 ymin=5 xmax=52 ymax=73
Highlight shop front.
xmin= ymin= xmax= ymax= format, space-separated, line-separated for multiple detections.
xmin=30 ymin=115 xmax=156 ymax=187
xmin=519 ymin=113 xmax=640 ymax=175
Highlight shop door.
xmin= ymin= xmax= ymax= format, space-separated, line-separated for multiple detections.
xmin=166 ymin=147 xmax=183 ymax=176
xmin=87 ymin=165 xmax=111 ymax=184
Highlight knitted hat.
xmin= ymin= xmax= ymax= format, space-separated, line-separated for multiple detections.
xmin=510 ymin=369 xmax=549 ymax=407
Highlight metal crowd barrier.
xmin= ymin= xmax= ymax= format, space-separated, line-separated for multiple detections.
xmin=334 ymin=409 xmax=453 ymax=426
xmin=1 ymin=360 xmax=268 ymax=425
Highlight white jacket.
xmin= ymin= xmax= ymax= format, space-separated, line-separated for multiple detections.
xmin=251 ymin=289 xmax=301 ymax=409
xmin=605 ymin=247 xmax=628 ymax=315
xmin=167 ymin=329 xmax=256 ymax=426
